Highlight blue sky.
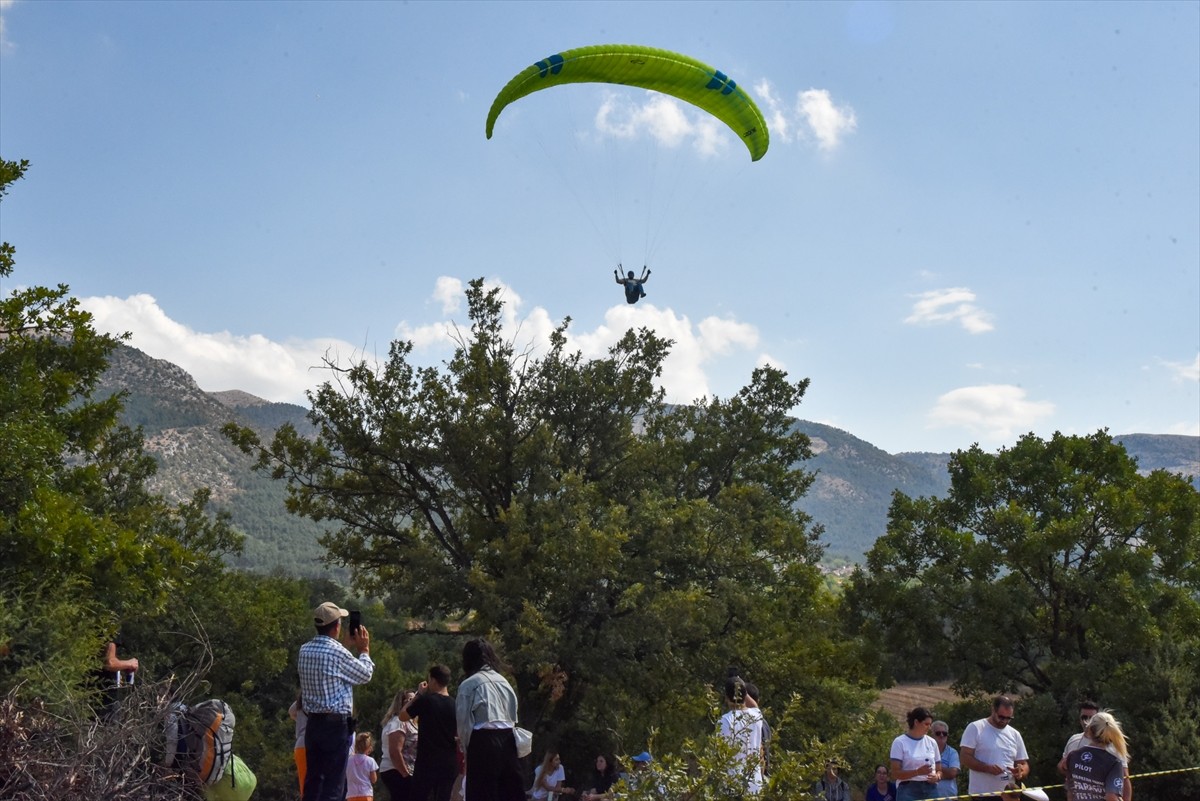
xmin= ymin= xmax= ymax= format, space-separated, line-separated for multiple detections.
xmin=2 ymin=0 xmax=1197 ymax=454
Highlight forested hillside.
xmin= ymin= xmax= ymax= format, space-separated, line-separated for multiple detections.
xmin=96 ymin=345 xmax=1200 ymax=571
xmin=793 ymin=421 xmax=952 ymax=559
xmin=95 ymin=345 xmax=336 ymax=578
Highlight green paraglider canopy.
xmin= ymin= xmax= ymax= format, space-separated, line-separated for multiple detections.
xmin=486 ymin=44 xmax=770 ymax=161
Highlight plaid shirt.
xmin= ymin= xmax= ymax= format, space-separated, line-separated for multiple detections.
xmin=297 ymin=634 xmax=374 ymax=714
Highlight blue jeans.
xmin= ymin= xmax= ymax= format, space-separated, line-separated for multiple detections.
xmin=896 ymin=781 xmax=940 ymax=801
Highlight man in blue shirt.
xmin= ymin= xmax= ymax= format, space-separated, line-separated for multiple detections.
xmin=931 ymin=720 xmax=961 ymax=800
xmin=298 ymin=601 xmax=374 ymax=801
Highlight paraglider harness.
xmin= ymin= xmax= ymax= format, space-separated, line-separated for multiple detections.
xmin=616 ymin=265 xmax=650 ymax=304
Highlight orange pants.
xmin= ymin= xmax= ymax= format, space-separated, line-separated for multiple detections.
xmin=294 ymin=747 xmax=307 ymax=793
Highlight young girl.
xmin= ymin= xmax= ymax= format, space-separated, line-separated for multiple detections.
xmin=346 ymin=731 xmax=380 ymax=801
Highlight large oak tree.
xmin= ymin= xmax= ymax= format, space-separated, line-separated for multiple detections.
xmin=844 ymin=430 xmax=1199 ymax=797
xmin=228 ymin=280 xmax=876 ymax=754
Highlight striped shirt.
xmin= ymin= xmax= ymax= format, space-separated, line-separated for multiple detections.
xmin=297 ymin=634 xmax=374 ymax=714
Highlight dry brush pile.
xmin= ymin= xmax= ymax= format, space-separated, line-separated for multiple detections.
xmin=0 ymin=678 xmax=203 ymax=801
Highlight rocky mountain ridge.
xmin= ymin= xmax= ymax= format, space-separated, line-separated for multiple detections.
xmin=97 ymin=345 xmax=1200 ymax=574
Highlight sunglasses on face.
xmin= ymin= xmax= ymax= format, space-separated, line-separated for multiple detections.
xmin=933 ymin=731 xmax=949 ymax=737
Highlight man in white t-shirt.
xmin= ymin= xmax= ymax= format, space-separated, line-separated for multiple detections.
xmin=959 ymin=696 xmax=1029 ymax=800
xmin=1057 ymin=700 xmax=1100 ymax=775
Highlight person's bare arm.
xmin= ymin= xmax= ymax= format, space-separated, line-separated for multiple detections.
xmin=103 ymin=642 xmax=138 ymax=673
xmin=960 ymin=746 xmax=1004 ymax=777
xmin=399 ymin=683 xmax=424 ymax=723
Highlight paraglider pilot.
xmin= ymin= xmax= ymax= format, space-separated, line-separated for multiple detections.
xmin=615 ymin=265 xmax=650 ymax=304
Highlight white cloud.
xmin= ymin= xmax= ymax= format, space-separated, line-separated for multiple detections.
xmin=81 ymin=294 xmax=361 ymax=405
xmin=1160 ymin=353 xmax=1200 ymax=382
xmin=0 ymin=0 xmax=15 ymax=51
xmin=433 ymin=276 xmax=464 ymax=314
xmin=396 ymin=276 xmax=555 ymax=353
xmin=559 ymin=303 xmax=760 ymax=404
xmin=589 ymin=80 xmax=857 ymax=157
xmin=752 ymin=81 xmax=857 ymax=152
xmin=82 ymin=281 xmax=766 ymax=414
xmin=756 ymin=352 xmax=787 ymax=372
xmin=753 ymin=80 xmax=792 ymax=144
xmin=395 ymin=319 xmax=456 ymax=351
xmin=398 ymin=278 xmax=762 ymax=403
xmin=595 ymin=92 xmax=729 ymax=158
xmin=928 ymin=384 xmax=1055 ymax=442
xmin=1166 ymin=419 xmax=1200 ymax=436
xmin=798 ymin=89 xmax=858 ymax=152
xmin=905 ymin=287 xmax=995 ymax=334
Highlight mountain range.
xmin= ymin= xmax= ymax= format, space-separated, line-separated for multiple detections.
xmin=97 ymin=345 xmax=1200 ymax=575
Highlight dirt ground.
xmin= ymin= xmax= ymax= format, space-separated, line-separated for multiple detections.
xmin=873 ymin=682 xmax=961 ymax=722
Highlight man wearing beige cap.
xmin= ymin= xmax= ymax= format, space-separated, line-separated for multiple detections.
xmin=298 ymin=601 xmax=374 ymax=801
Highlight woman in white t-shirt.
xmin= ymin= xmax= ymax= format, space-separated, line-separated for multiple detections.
xmin=889 ymin=707 xmax=941 ymax=801
xmin=718 ymin=676 xmax=765 ymax=795
xmin=530 ymin=750 xmax=575 ymax=801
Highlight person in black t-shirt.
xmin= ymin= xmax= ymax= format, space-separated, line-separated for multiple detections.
xmin=403 ymin=664 xmax=460 ymax=801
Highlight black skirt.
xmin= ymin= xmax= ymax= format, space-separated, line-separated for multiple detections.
xmin=465 ymin=728 xmax=525 ymax=801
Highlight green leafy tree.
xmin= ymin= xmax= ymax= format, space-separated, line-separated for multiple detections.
xmin=0 ymin=158 xmax=242 ymax=706
xmin=228 ymin=280 xmax=876 ymax=763
xmin=844 ymin=430 xmax=1200 ymax=797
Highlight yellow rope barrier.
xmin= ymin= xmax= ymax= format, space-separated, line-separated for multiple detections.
xmin=917 ymin=765 xmax=1200 ymax=801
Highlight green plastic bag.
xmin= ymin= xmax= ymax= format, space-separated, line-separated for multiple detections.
xmin=203 ymin=753 xmax=256 ymax=801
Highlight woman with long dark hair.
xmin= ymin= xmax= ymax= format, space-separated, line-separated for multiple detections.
xmin=456 ymin=638 xmax=525 ymax=801
xmin=581 ymin=755 xmax=618 ymax=801
xmin=718 ymin=676 xmax=765 ymax=794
